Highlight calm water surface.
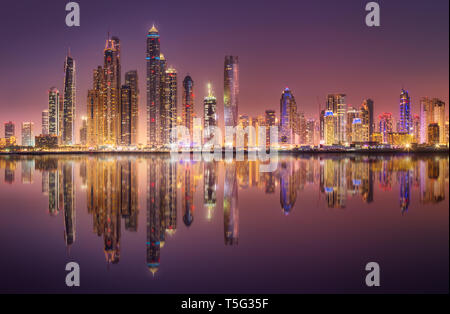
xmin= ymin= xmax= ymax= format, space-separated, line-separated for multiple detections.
xmin=0 ymin=154 xmax=448 ymax=293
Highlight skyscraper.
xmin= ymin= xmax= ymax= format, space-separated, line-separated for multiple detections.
xmin=87 ymin=66 xmax=104 ymax=147
xmin=327 ymin=94 xmax=346 ymax=144
xmin=21 ymin=122 xmax=34 ymax=146
xmin=280 ymin=88 xmax=297 ymax=145
xmin=203 ymin=83 xmax=217 ymax=144
xmin=147 ymin=25 xmax=162 ymax=147
xmin=122 ymin=70 xmax=139 ymax=146
xmin=80 ymin=116 xmax=87 ymax=145
xmin=265 ymin=110 xmax=276 ymax=148
xmin=360 ymin=99 xmax=374 ymax=142
xmin=399 ymin=89 xmax=411 ymax=134
xmin=62 ymin=55 xmax=75 ymax=145
xmin=164 ymin=67 xmax=177 ymax=145
xmin=432 ymin=98 xmax=446 ymax=144
xmin=103 ymin=37 xmax=121 ymax=145
xmin=42 ymin=110 xmax=49 ymax=135
xmin=379 ymin=113 xmax=393 ymax=144
xmin=182 ymin=75 xmax=194 ymax=142
xmin=420 ymin=97 xmax=446 ymax=144
xmin=4 ymin=121 xmax=15 ymax=139
xmin=224 ymin=56 xmax=239 ymax=128
xmin=48 ymin=87 xmax=60 ymax=136
xmin=324 ymin=110 xmax=335 ymax=145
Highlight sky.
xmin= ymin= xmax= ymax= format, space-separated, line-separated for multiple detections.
xmin=0 ymin=0 xmax=448 ymax=143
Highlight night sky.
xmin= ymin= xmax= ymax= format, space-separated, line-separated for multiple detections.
xmin=0 ymin=0 xmax=448 ymax=143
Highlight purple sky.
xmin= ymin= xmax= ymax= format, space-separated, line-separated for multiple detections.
xmin=0 ymin=0 xmax=448 ymax=143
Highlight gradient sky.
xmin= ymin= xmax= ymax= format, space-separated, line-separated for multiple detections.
xmin=0 ymin=0 xmax=448 ymax=143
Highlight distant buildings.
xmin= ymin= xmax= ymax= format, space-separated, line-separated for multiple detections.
xmin=21 ymin=122 xmax=34 ymax=146
xmin=265 ymin=110 xmax=276 ymax=148
xmin=326 ymin=94 xmax=346 ymax=144
xmin=279 ymin=87 xmax=297 ymax=145
xmin=378 ymin=113 xmax=393 ymax=144
xmin=360 ymin=99 xmax=374 ymax=142
xmin=48 ymin=87 xmax=60 ymax=136
xmin=4 ymin=121 xmax=15 ymax=139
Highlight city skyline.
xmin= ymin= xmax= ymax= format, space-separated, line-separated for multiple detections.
xmin=0 ymin=0 xmax=448 ymax=144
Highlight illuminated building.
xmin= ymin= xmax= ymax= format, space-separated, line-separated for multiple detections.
xmin=238 ymin=114 xmax=250 ymax=148
xmin=0 ymin=137 xmax=16 ymax=148
xmin=445 ymin=121 xmax=449 ymax=145
xmin=360 ymin=99 xmax=374 ymax=141
xmin=48 ymin=87 xmax=60 ymax=136
xmin=147 ymin=25 xmax=162 ymax=147
xmin=327 ymin=94 xmax=346 ymax=144
xmin=42 ymin=110 xmax=49 ymax=135
xmin=103 ymin=37 xmax=121 ymax=146
xmin=412 ymin=114 xmax=420 ymax=143
xmin=164 ymin=67 xmax=177 ymax=145
xmin=351 ymin=118 xmax=364 ymax=143
xmin=252 ymin=115 xmax=266 ymax=147
xmin=35 ymin=135 xmax=59 ymax=149
xmin=87 ymin=67 xmax=104 ymax=147
xmin=224 ymin=56 xmax=239 ymax=130
xmin=280 ymin=88 xmax=297 ymax=145
xmin=203 ymin=83 xmax=217 ymax=144
xmin=121 ymin=70 xmax=139 ymax=146
xmin=62 ymin=55 xmax=76 ymax=145
xmin=5 ymin=121 xmax=15 ymax=139
xmin=420 ymin=97 xmax=432 ymax=144
xmin=21 ymin=122 xmax=34 ymax=146
xmin=296 ymin=111 xmax=307 ymax=145
xmin=265 ymin=110 xmax=276 ymax=148
xmin=324 ymin=110 xmax=335 ymax=145
xmin=432 ymin=99 xmax=446 ymax=144
xmin=427 ymin=123 xmax=440 ymax=145
xmin=346 ymin=107 xmax=358 ymax=143
xmin=387 ymin=132 xmax=414 ymax=147
xmin=378 ymin=113 xmax=393 ymax=144
xmin=305 ymin=119 xmax=316 ymax=146
xmin=399 ymin=89 xmax=412 ymax=134
xmin=224 ymin=162 xmax=239 ymax=245
xmin=182 ymin=75 xmax=194 ymax=143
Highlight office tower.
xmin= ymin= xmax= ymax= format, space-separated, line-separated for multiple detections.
xmin=121 ymin=70 xmax=139 ymax=146
xmin=164 ymin=67 xmax=177 ymax=146
xmin=412 ymin=114 xmax=420 ymax=142
xmin=4 ymin=121 xmax=15 ymax=139
xmin=399 ymin=89 xmax=411 ymax=134
xmin=224 ymin=56 xmax=239 ymax=128
xmin=42 ymin=110 xmax=49 ymax=135
xmin=87 ymin=66 xmax=104 ymax=147
xmin=21 ymin=122 xmax=34 ymax=146
xmin=379 ymin=113 xmax=393 ymax=144
xmin=203 ymin=83 xmax=217 ymax=144
xmin=326 ymin=94 xmax=346 ymax=144
xmin=432 ymin=99 xmax=446 ymax=144
xmin=296 ymin=111 xmax=307 ymax=145
xmin=48 ymin=87 xmax=60 ymax=136
xmin=265 ymin=110 xmax=276 ymax=148
xmin=324 ymin=110 xmax=335 ymax=145
xmin=79 ymin=116 xmax=87 ymax=145
xmin=360 ymin=99 xmax=374 ymax=140
xmin=279 ymin=88 xmax=297 ymax=145
xmin=346 ymin=107 xmax=358 ymax=143
xmin=147 ymin=25 xmax=162 ymax=147
xmin=305 ymin=120 xmax=315 ymax=146
xmin=182 ymin=75 xmax=194 ymax=142
xmin=62 ymin=55 xmax=76 ymax=145
xmin=420 ymin=97 xmax=446 ymax=144
xmin=103 ymin=37 xmax=121 ymax=146
xmin=428 ymin=123 xmax=440 ymax=145
xmin=319 ymin=110 xmax=325 ymax=143
xmin=352 ymin=118 xmax=364 ymax=143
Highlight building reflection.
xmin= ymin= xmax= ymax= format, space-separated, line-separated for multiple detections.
xmin=204 ymin=161 xmax=218 ymax=220
xmin=224 ymin=161 xmax=239 ymax=245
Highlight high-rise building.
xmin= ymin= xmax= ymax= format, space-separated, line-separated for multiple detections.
xmin=4 ymin=121 xmax=15 ymax=139
xmin=120 ymin=85 xmax=132 ymax=145
xmin=182 ymin=75 xmax=194 ymax=142
xmin=103 ymin=37 xmax=121 ymax=146
xmin=87 ymin=66 xmax=104 ymax=147
xmin=346 ymin=107 xmax=358 ymax=143
xmin=203 ymin=83 xmax=217 ymax=144
xmin=327 ymin=94 xmax=346 ymax=144
xmin=62 ymin=55 xmax=76 ymax=145
xmin=399 ymin=89 xmax=412 ymax=134
xmin=80 ymin=116 xmax=87 ymax=145
xmin=420 ymin=97 xmax=446 ymax=144
xmin=428 ymin=123 xmax=440 ymax=145
xmin=265 ymin=110 xmax=276 ymax=148
xmin=279 ymin=88 xmax=297 ymax=145
xmin=379 ymin=113 xmax=393 ymax=144
xmin=21 ymin=122 xmax=34 ymax=146
xmin=42 ymin=110 xmax=49 ymax=135
xmin=164 ymin=67 xmax=177 ymax=146
xmin=324 ymin=110 xmax=335 ymax=145
xmin=224 ymin=56 xmax=239 ymax=128
xmin=352 ymin=118 xmax=364 ymax=143
xmin=121 ymin=70 xmax=139 ymax=146
xmin=146 ymin=25 xmax=162 ymax=147
xmin=48 ymin=87 xmax=60 ymax=136
xmin=360 ymin=99 xmax=374 ymax=142
xmin=412 ymin=114 xmax=421 ymax=143
xmin=432 ymin=99 xmax=446 ymax=144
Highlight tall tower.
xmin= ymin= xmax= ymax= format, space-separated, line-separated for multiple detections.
xmin=21 ymin=122 xmax=34 ymax=146
xmin=164 ymin=67 xmax=177 ymax=145
xmin=120 ymin=70 xmax=139 ymax=146
xmin=42 ymin=110 xmax=49 ymax=135
xmin=126 ymin=71 xmax=139 ymax=145
xmin=103 ymin=37 xmax=121 ymax=145
xmin=146 ymin=25 xmax=161 ymax=147
xmin=182 ymin=75 xmax=194 ymax=142
xmin=326 ymin=94 xmax=346 ymax=144
xmin=62 ymin=55 xmax=75 ymax=145
xmin=48 ymin=87 xmax=60 ymax=136
xmin=87 ymin=66 xmax=104 ymax=147
xmin=280 ymin=87 xmax=297 ymax=145
xmin=360 ymin=99 xmax=374 ymax=141
xmin=399 ymin=89 xmax=412 ymax=134
xmin=4 ymin=121 xmax=15 ymax=139
xmin=224 ymin=56 xmax=239 ymax=128
xmin=203 ymin=83 xmax=217 ymax=144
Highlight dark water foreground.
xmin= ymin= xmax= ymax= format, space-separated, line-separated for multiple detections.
xmin=0 ymin=154 xmax=448 ymax=293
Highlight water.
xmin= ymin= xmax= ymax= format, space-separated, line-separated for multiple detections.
xmin=0 ymin=153 xmax=448 ymax=293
